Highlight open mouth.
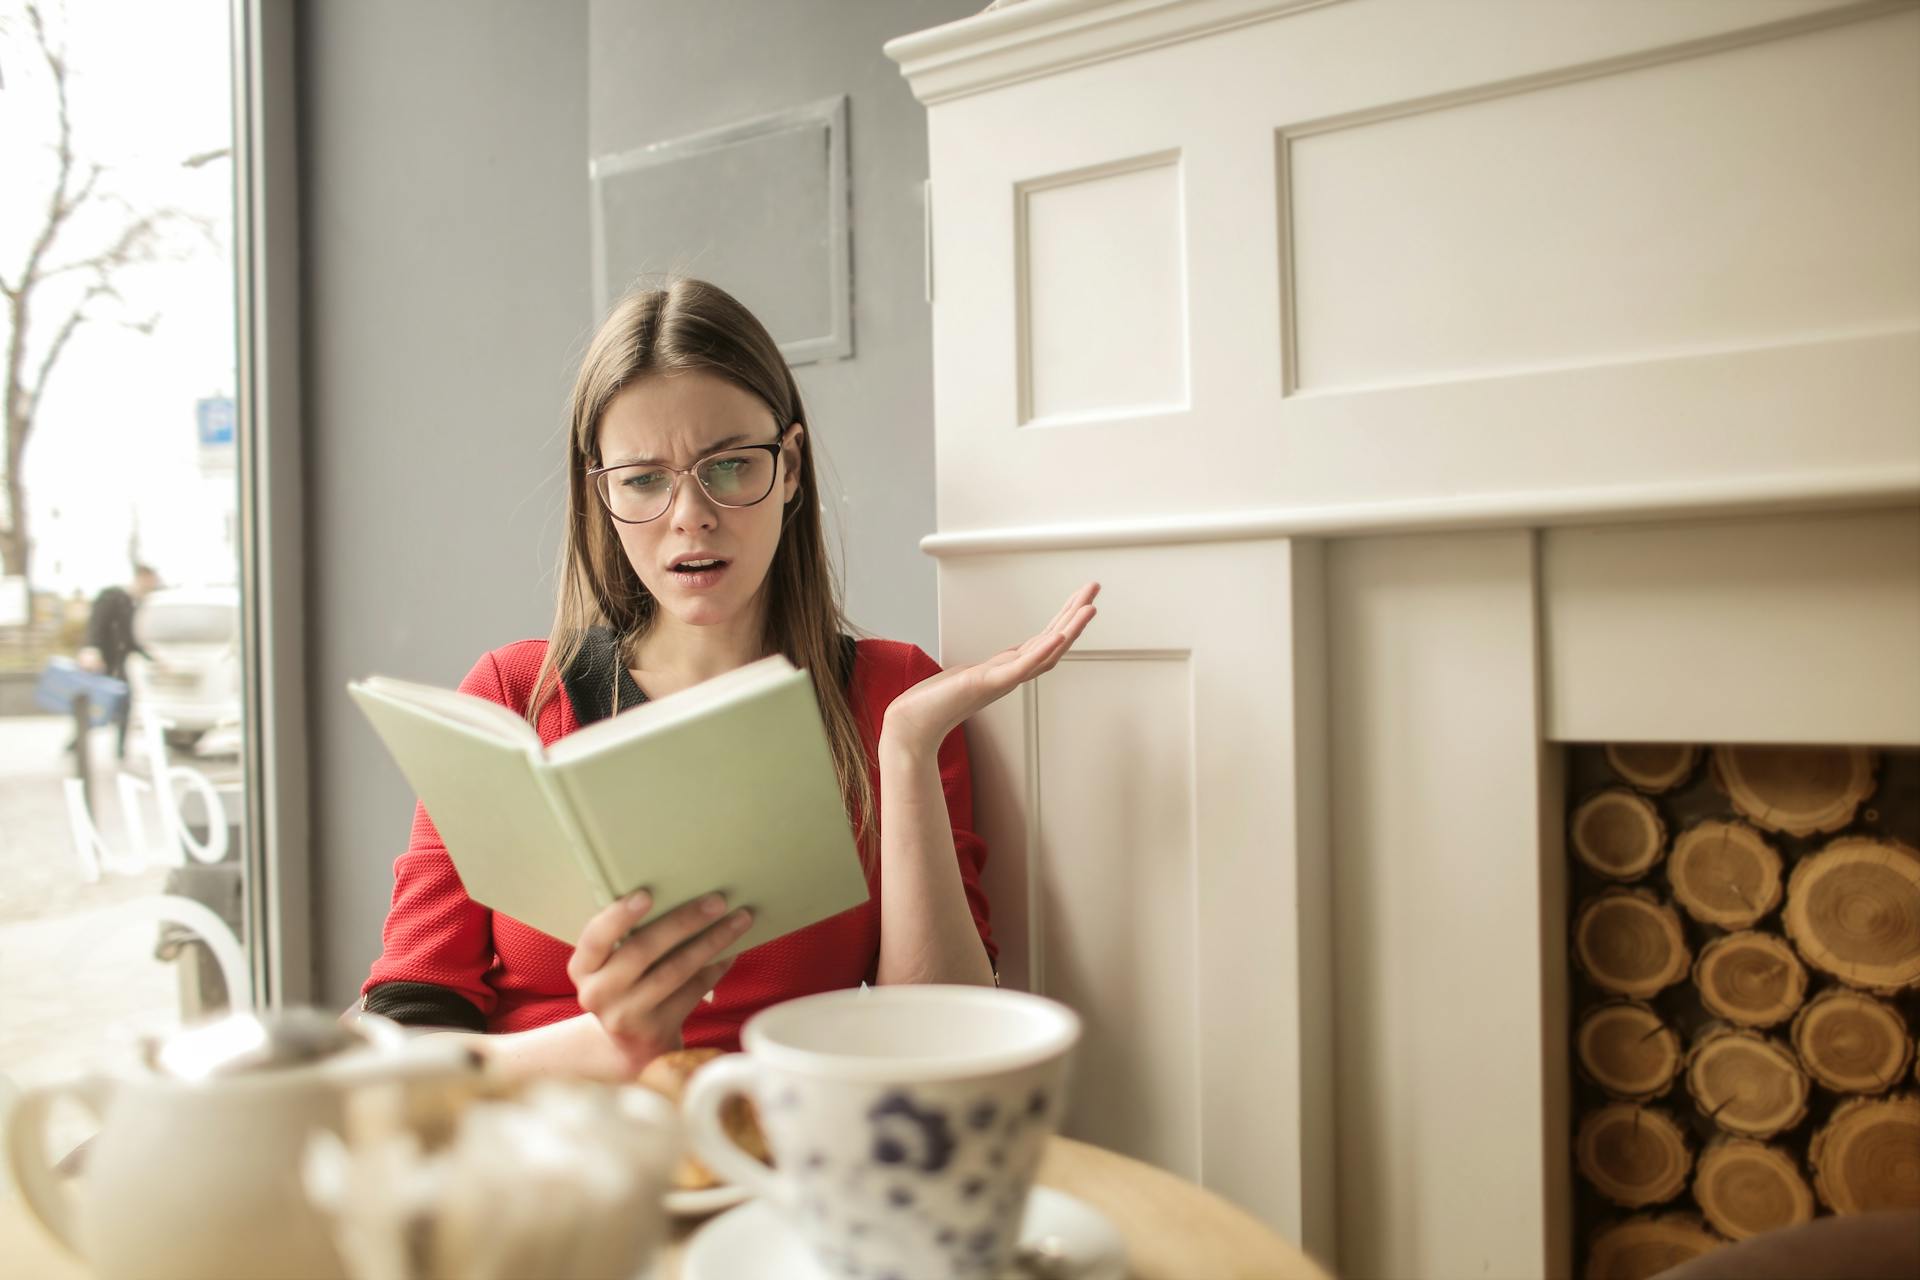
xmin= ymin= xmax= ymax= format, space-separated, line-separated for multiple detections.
xmin=670 ymin=557 xmax=730 ymax=577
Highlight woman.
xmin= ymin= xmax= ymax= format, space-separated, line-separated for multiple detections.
xmin=360 ymin=279 xmax=1097 ymax=1080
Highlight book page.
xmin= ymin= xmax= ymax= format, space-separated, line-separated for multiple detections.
xmin=544 ymin=653 xmax=795 ymax=767
xmin=548 ymin=669 xmax=868 ymax=957
xmin=350 ymin=683 xmax=604 ymax=941
xmin=355 ymin=674 xmax=544 ymax=748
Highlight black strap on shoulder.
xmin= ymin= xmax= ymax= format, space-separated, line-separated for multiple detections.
xmin=362 ymin=981 xmax=486 ymax=1032
xmin=562 ymin=628 xmax=854 ymax=727
xmin=561 ymin=626 xmax=647 ymax=726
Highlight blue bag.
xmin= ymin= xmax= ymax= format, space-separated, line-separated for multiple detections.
xmin=34 ymin=657 xmax=130 ymax=725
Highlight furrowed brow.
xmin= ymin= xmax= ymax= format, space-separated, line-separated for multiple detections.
xmin=605 ymin=433 xmax=756 ymax=468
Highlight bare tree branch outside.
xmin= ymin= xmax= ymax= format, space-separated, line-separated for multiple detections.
xmin=1 ymin=1 xmax=220 ymax=592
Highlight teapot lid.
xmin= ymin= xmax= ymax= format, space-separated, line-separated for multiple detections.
xmin=147 ymin=1007 xmax=402 ymax=1081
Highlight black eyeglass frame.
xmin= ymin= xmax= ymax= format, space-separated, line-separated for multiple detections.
xmin=586 ymin=435 xmax=788 ymax=526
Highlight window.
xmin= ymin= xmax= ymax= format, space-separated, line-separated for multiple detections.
xmin=0 ymin=0 xmax=266 ymax=1116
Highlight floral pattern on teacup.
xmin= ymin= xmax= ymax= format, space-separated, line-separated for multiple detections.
xmin=759 ymin=1069 xmax=1068 ymax=1280
xmin=869 ymin=1091 xmax=957 ymax=1173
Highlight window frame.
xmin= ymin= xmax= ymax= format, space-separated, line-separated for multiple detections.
xmin=230 ymin=0 xmax=311 ymax=1008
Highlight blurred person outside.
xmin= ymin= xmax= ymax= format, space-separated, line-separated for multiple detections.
xmin=74 ymin=564 xmax=160 ymax=758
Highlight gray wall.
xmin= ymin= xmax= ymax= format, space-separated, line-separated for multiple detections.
xmin=303 ymin=1 xmax=971 ymax=1004
xmin=300 ymin=1 xmax=590 ymax=1003
xmin=589 ymin=0 xmax=978 ymax=653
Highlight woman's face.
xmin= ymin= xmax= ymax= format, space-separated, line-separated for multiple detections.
xmin=593 ymin=369 xmax=802 ymax=636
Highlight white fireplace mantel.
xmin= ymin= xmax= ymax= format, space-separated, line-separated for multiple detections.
xmin=917 ymin=463 xmax=1920 ymax=556
xmin=892 ymin=2 xmax=1920 ymax=1276
xmin=888 ymin=0 xmax=1340 ymax=104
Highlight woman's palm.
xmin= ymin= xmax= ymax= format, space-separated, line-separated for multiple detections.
xmin=885 ymin=583 xmax=1099 ymax=752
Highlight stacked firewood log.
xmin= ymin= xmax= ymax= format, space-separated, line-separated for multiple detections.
xmin=1570 ymin=745 xmax=1920 ymax=1280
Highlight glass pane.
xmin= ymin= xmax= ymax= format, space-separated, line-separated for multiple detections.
xmin=135 ymin=596 xmax=240 ymax=646
xmin=0 ymin=0 xmax=249 ymax=1117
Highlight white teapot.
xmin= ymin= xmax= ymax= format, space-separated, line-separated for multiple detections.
xmin=4 ymin=1008 xmax=478 ymax=1280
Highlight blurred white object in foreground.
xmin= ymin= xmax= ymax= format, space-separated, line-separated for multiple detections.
xmin=305 ymin=1080 xmax=679 ymax=1280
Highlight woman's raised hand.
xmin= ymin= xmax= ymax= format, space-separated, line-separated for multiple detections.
xmin=566 ymin=889 xmax=753 ymax=1074
xmin=880 ymin=582 xmax=1100 ymax=760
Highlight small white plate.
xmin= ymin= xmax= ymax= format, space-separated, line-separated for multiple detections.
xmin=682 ymin=1184 xmax=1126 ymax=1280
xmin=665 ymin=1182 xmax=752 ymax=1217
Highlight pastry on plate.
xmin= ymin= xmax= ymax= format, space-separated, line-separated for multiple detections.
xmin=637 ymin=1047 xmax=770 ymax=1190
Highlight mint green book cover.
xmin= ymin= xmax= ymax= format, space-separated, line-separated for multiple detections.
xmin=348 ymin=659 xmax=869 ymax=951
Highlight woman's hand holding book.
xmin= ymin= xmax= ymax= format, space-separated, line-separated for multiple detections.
xmin=567 ymin=889 xmax=754 ymax=1075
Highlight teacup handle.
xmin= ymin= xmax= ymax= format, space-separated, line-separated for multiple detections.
xmin=4 ymin=1076 xmax=114 ymax=1257
xmin=681 ymin=1054 xmax=784 ymax=1204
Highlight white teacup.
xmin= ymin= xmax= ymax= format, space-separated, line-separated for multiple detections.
xmin=684 ymin=985 xmax=1080 ymax=1280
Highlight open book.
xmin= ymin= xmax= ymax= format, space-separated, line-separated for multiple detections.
xmin=348 ymin=655 xmax=869 ymax=950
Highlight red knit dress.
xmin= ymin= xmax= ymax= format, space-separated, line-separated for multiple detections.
xmin=361 ymin=637 xmax=995 ymax=1050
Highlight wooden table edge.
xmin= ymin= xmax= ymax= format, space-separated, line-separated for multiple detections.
xmin=1034 ymin=1135 xmax=1332 ymax=1280
xmin=3 ymin=1134 xmax=1335 ymax=1280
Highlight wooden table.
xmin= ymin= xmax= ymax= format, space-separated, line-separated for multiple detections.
xmin=661 ymin=1136 xmax=1330 ymax=1280
xmin=1025 ymin=1137 xmax=1329 ymax=1280
xmin=4 ymin=1135 xmax=1330 ymax=1280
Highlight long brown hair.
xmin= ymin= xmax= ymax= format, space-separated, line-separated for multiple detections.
xmin=529 ymin=279 xmax=876 ymax=852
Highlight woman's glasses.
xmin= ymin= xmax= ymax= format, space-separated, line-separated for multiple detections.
xmin=587 ymin=439 xmax=784 ymax=525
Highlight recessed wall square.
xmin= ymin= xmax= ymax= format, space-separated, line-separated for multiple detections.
xmin=592 ymin=97 xmax=851 ymax=366
xmin=1018 ymin=154 xmax=1189 ymax=425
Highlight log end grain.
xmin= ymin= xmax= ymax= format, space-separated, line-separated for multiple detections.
xmin=1809 ymin=1093 xmax=1920 ymax=1214
xmin=1607 ymin=744 xmax=1702 ymax=794
xmin=1577 ymin=889 xmax=1693 ymax=1000
xmin=1791 ymin=988 xmax=1915 ymax=1094
xmin=1574 ymin=788 xmax=1669 ymax=882
xmin=1687 ymin=1028 xmax=1810 ymax=1140
xmin=1587 ymin=1213 xmax=1724 ymax=1280
xmin=1578 ymin=1001 xmax=1684 ymax=1101
xmin=1578 ymin=1104 xmax=1694 ymax=1208
xmin=1783 ymin=837 xmax=1920 ymax=994
xmin=1692 ymin=1138 xmax=1816 ymax=1241
xmin=1693 ymin=931 xmax=1808 ymax=1029
xmin=1716 ymin=746 xmax=1876 ymax=837
xmin=1668 ymin=821 xmax=1783 ymax=929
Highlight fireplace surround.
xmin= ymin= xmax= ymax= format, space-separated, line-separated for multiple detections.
xmin=889 ymin=2 xmax=1920 ymax=1274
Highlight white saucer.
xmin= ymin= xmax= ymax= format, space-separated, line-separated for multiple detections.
xmin=682 ymin=1184 xmax=1126 ymax=1280
xmin=665 ymin=1182 xmax=751 ymax=1217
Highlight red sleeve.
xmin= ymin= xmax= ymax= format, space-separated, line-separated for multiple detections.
xmin=896 ymin=645 xmax=998 ymax=966
xmin=360 ymin=651 xmax=514 ymax=1014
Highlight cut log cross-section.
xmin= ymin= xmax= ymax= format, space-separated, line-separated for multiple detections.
xmin=1715 ymin=745 xmax=1876 ymax=837
xmin=1607 ymin=743 xmax=1702 ymax=794
xmin=1576 ymin=889 xmax=1693 ymax=999
xmin=1692 ymin=1138 xmax=1816 ymax=1242
xmin=1791 ymin=988 xmax=1916 ymax=1094
xmin=1586 ymin=1214 xmax=1725 ymax=1280
xmin=1668 ymin=821 xmax=1783 ymax=929
xmin=1687 ymin=1027 xmax=1810 ymax=1140
xmin=1693 ymin=931 xmax=1807 ymax=1029
xmin=1578 ymin=1001 xmax=1684 ymax=1101
xmin=1809 ymin=1094 xmax=1920 ymax=1214
xmin=1782 ymin=836 xmax=1920 ymax=994
xmin=1577 ymin=1104 xmax=1694 ymax=1208
xmin=1573 ymin=789 xmax=1668 ymax=882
